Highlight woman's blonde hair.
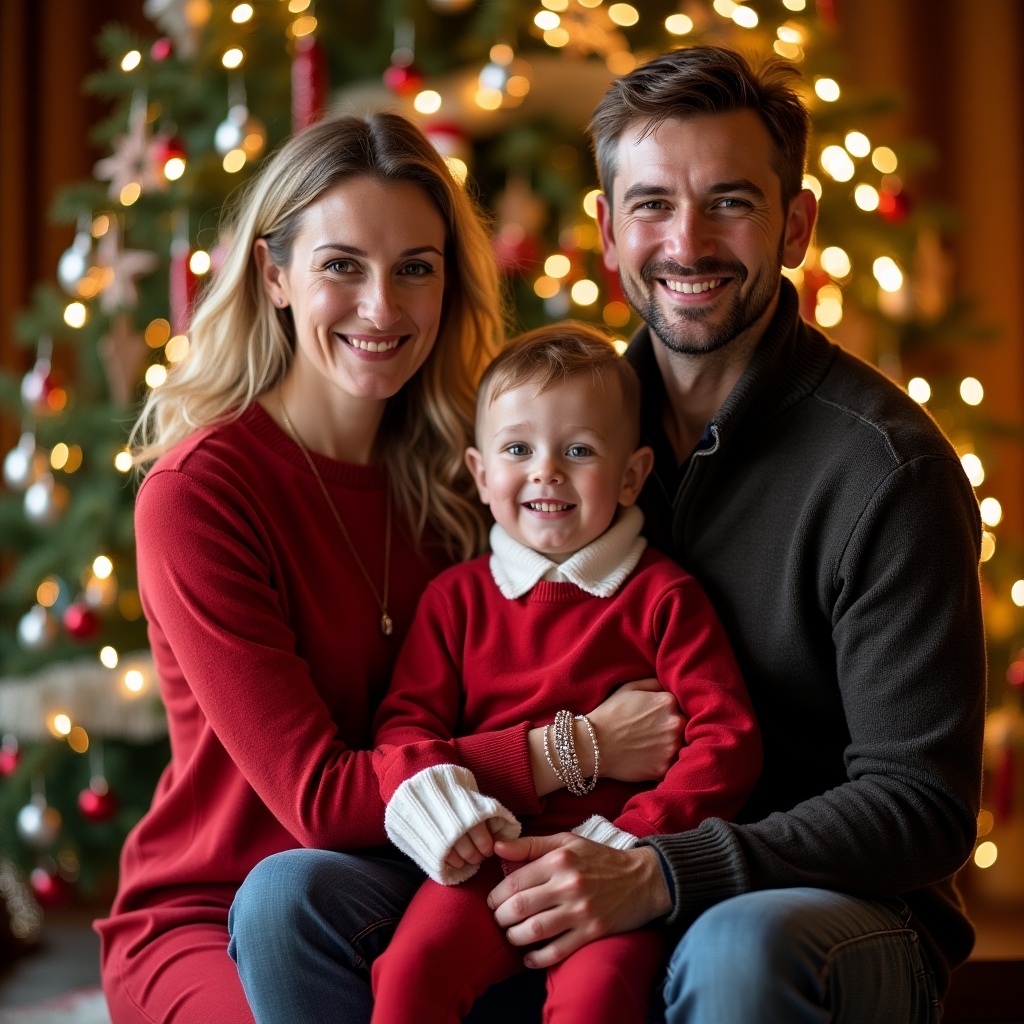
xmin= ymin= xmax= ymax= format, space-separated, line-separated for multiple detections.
xmin=131 ymin=112 xmax=505 ymax=561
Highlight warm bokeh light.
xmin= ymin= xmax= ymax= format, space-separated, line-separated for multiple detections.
xmin=115 ymin=449 xmax=134 ymax=473
xmin=608 ymin=3 xmax=639 ymax=26
xmin=854 ymin=184 xmax=880 ymax=211
xmin=1011 ymin=580 xmax=1024 ymax=607
xmin=872 ymin=256 xmax=903 ymax=292
xmin=121 ymin=50 xmax=142 ymax=72
xmin=814 ymin=78 xmax=840 ymax=102
xmin=732 ymin=4 xmax=758 ymax=28
xmin=872 ymin=146 xmax=899 ymax=174
xmin=583 ymin=189 xmax=601 ymax=218
xmin=100 ymin=646 xmax=119 ymax=669
xmin=123 ymin=669 xmax=146 ymax=694
xmin=165 ymin=334 xmax=191 ymax=363
xmin=414 ymin=90 xmax=442 ymax=114
xmin=844 ymin=131 xmax=871 ymax=157
xmin=544 ymin=254 xmax=572 ymax=279
xmin=534 ymin=10 xmax=560 ymax=30
xmin=93 ymin=556 xmax=114 ymax=579
xmin=980 ymin=531 xmax=996 ymax=562
xmin=189 ymin=250 xmax=212 ymax=275
xmin=959 ymin=377 xmax=984 ymax=406
xmin=960 ymin=453 xmax=984 ymax=487
xmin=64 ymin=302 xmax=88 ymax=328
xmin=533 ymin=276 xmax=560 ymax=299
xmin=974 ymin=841 xmax=998 ymax=869
xmin=820 ymin=145 xmax=854 ymax=182
xmin=222 ymin=149 xmax=247 ymax=173
xmin=222 ymin=48 xmax=244 ymax=69
xmin=666 ymin=14 xmax=693 ymax=34
xmin=570 ymin=279 xmax=599 ymax=305
xmin=906 ymin=377 xmax=931 ymax=404
xmin=146 ymin=364 xmax=168 ymax=389
xmin=979 ymin=497 xmax=1003 ymax=527
xmin=231 ymin=3 xmax=253 ymax=22
xmin=820 ymin=246 xmax=851 ymax=278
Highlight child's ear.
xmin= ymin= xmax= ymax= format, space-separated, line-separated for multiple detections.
xmin=618 ymin=446 xmax=654 ymax=507
xmin=464 ymin=447 xmax=490 ymax=505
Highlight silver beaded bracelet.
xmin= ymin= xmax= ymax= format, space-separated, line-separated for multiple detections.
xmin=543 ymin=709 xmax=600 ymax=796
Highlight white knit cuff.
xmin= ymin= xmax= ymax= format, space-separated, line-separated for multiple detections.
xmin=571 ymin=814 xmax=638 ymax=850
xmin=385 ymin=763 xmax=521 ymax=885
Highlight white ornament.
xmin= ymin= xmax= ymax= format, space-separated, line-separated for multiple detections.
xmin=3 ymin=433 xmax=37 ymax=491
xmin=16 ymin=795 xmax=62 ymax=849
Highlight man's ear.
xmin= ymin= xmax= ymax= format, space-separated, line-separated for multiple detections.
xmin=464 ymin=447 xmax=489 ymax=505
xmin=254 ymin=237 xmax=288 ymax=306
xmin=619 ymin=446 xmax=654 ymax=507
xmin=782 ymin=188 xmax=817 ymax=270
xmin=596 ymin=192 xmax=619 ymax=274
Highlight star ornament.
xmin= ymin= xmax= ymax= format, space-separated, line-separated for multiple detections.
xmin=95 ymin=227 xmax=158 ymax=314
xmin=94 ymin=100 xmax=167 ymax=201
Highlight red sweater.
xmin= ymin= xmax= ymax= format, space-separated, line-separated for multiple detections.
xmin=374 ymin=549 xmax=761 ymax=839
xmin=98 ymin=404 xmax=537 ymax=938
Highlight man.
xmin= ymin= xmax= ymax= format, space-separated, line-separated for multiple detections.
xmin=488 ymin=45 xmax=986 ymax=1022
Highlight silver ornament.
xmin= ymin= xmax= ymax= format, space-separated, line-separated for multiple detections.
xmin=214 ymin=104 xmax=249 ymax=155
xmin=16 ymin=795 xmax=62 ymax=848
xmin=3 ymin=433 xmax=37 ymax=490
xmin=24 ymin=474 xmax=68 ymax=525
xmin=57 ymin=230 xmax=93 ymax=296
xmin=17 ymin=605 xmax=58 ymax=650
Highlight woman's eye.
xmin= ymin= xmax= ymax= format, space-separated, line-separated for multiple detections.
xmin=401 ymin=262 xmax=434 ymax=276
xmin=325 ymin=259 xmax=357 ymax=273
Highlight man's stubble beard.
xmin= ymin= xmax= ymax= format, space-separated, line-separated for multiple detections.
xmin=620 ymin=235 xmax=785 ymax=357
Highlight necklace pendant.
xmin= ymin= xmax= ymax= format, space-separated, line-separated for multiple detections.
xmin=380 ymin=613 xmax=393 ymax=637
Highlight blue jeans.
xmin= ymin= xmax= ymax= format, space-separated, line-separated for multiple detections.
xmin=227 ymin=848 xmax=546 ymax=1023
xmin=661 ymin=888 xmax=940 ymax=1024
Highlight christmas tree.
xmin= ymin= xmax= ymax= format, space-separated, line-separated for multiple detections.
xmin=2 ymin=0 xmax=1022 ymax=945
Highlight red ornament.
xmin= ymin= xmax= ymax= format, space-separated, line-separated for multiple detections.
xmin=292 ymin=35 xmax=327 ymax=132
xmin=153 ymin=134 xmax=187 ymax=176
xmin=383 ymin=63 xmax=424 ymax=96
xmin=29 ymin=866 xmax=70 ymax=906
xmin=150 ymin=37 xmax=174 ymax=62
xmin=78 ymin=784 xmax=119 ymax=823
xmin=878 ymin=189 xmax=911 ymax=224
xmin=0 ymin=748 xmax=19 ymax=776
xmin=799 ymin=267 xmax=832 ymax=322
xmin=63 ymin=602 xmax=100 ymax=641
xmin=169 ymin=237 xmax=199 ymax=336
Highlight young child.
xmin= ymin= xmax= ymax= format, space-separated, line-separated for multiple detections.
xmin=371 ymin=323 xmax=761 ymax=1023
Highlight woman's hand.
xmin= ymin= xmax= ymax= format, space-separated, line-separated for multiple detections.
xmin=586 ymin=679 xmax=685 ymax=782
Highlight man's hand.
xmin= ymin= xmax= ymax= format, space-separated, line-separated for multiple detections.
xmin=444 ymin=821 xmax=497 ymax=871
xmin=487 ymin=833 xmax=672 ymax=968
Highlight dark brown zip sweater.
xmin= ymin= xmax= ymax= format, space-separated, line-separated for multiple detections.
xmin=630 ymin=278 xmax=985 ymax=996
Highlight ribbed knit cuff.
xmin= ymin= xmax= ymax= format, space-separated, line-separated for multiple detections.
xmin=639 ymin=818 xmax=749 ymax=926
xmin=572 ymin=814 xmax=638 ymax=850
xmin=385 ymin=764 xmax=521 ymax=886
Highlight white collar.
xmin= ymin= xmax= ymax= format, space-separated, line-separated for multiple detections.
xmin=488 ymin=505 xmax=647 ymax=600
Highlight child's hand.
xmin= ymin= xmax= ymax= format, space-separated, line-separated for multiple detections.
xmin=444 ymin=821 xmax=496 ymax=870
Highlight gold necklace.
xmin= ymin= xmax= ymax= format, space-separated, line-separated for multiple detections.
xmin=280 ymin=401 xmax=393 ymax=636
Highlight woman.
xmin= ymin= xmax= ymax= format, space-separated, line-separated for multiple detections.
xmin=96 ymin=113 xmax=683 ymax=1024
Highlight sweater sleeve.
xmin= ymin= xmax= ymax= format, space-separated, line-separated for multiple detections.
xmin=373 ymin=578 xmax=540 ymax=816
xmin=136 ymin=468 xmax=387 ymax=850
xmin=643 ymin=457 xmax=985 ymax=927
xmin=612 ymin=576 xmax=762 ymax=840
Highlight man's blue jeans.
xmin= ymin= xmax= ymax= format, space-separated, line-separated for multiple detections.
xmin=662 ymin=888 xmax=940 ymax=1024
xmin=229 ymin=851 xmax=938 ymax=1023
